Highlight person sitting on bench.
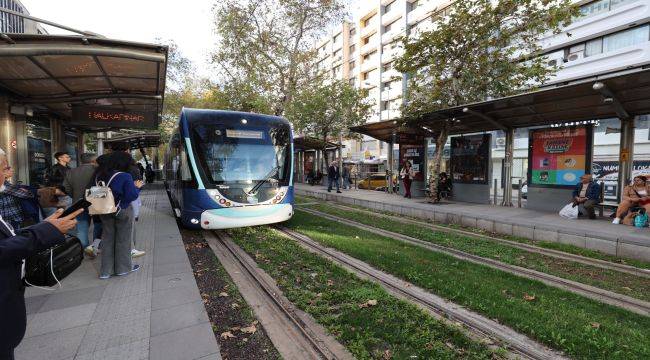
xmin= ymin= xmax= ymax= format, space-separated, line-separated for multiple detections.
xmin=437 ymin=172 xmax=453 ymax=200
xmin=572 ymin=174 xmax=600 ymax=219
xmin=612 ymin=175 xmax=650 ymax=224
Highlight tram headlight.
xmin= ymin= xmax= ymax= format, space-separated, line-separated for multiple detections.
xmin=190 ymin=218 xmax=199 ymax=224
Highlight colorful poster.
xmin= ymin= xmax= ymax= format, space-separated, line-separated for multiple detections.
xmin=450 ymin=134 xmax=491 ymax=184
xmin=399 ymin=144 xmax=425 ymax=181
xmin=529 ymin=126 xmax=590 ymax=186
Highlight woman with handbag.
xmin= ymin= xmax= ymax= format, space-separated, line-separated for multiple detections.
xmin=400 ymin=161 xmax=416 ymax=199
xmin=612 ymin=176 xmax=650 ymax=224
xmin=94 ymin=152 xmax=143 ymax=279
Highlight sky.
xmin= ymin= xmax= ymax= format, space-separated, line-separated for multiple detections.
xmin=20 ymin=0 xmax=360 ymax=78
xmin=21 ymin=0 xmax=217 ymax=76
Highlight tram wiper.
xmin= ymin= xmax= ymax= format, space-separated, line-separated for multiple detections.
xmin=248 ymin=166 xmax=280 ymax=196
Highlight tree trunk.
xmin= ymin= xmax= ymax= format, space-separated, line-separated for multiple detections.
xmin=429 ymin=123 xmax=449 ymax=202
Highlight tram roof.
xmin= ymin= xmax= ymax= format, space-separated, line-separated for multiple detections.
xmin=181 ymin=108 xmax=290 ymax=125
xmin=351 ymin=66 xmax=650 ymax=143
xmin=0 ymin=34 xmax=167 ymax=130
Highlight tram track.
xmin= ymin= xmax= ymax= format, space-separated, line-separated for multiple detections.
xmin=275 ymin=226 xmax=567 ymax=360
xmin=204 ymin=230 xmax=353 ymax=360
xmin=297 ymin=206 xmax=650 ymax=317
xmin=310 ymin=200 xmax=650 ymax=279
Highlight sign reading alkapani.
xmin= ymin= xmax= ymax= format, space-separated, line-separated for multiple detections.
xmin=528 ymin=125 xmax=594 ymax=188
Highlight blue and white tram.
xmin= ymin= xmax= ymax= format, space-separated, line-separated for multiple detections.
xmin=164 ymin=108 xmax=294 ymax=229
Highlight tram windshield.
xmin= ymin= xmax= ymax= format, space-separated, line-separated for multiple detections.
xmin=191 ymin=123 xmax=291 ymax=188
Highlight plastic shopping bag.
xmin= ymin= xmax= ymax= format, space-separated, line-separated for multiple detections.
xmin=559 ymin=203 xmax=579 ymax=219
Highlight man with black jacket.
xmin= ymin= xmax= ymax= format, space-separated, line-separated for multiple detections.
xmin=327 ymin=161 xmax=341 ymax=193
xmin=0 ymin=148 xmax=81 ymax=360
xmin=46 ymin=151 xmax=71 ymax=190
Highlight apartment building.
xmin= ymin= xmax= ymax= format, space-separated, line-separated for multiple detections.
xmin=314 ymin=0 xmax=650 ymax=173
xmin=0 ymin=0 xmax=47 ymax=34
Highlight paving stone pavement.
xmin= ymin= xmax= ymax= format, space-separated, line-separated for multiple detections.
xmin=16 ymin=187 xmax=221 ymax=360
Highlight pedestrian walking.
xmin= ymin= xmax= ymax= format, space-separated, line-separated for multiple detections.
xmin=342 ymin=164 xmax=350 ymax=190
xmin=400 ymin=161 xmax=415 ymax=199
xmin=0 ymin=147 xmax=81 ymax=360
xmin=0 ymin=165 xmax=34 ymax=230
xmin=327 ymin=161 xmax=341 ymax=193
xmin=95 ymin=152 xmax=143 ymax=279
xmin=63 ymin=153 xmax=98 ymax=253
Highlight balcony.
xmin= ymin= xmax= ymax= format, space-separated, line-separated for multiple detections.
xmin=381 ymin=68 xmax=401 ymax=82
xmin=360 ymin=20 xmax=379 ymax=39
xmin=540 ymin=0 xmax=649 ymax=51
xmin=360 ymin=40 xmax=378 ymax=56
xmin=382 ymin=28 xmax=405 ymax=45
xmin=360 ymin=59 xmax=378 ymax=73
xmin=382 ymin=11 xmax=403 ymax=27
xmin=382 ymin=46 xmax=403 ymax=63
xmin=381 ymin=88 xmax=402 ymax=101
xmin=407 ymin=3 xmax=432 ymax=26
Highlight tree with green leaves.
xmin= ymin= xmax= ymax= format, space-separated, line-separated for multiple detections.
xmin=395 ymin=0 xmax=578 ymax=200
xmin=286 ymin=80 xmax=373 ymax=169
xmin=212 ymin=0 xmax=346 ymax=116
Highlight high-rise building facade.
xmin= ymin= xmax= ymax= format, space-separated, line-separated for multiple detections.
xmin=0 ymin=0 xmax=47 ymax=34
xmin=314 ymin=0 xmax=650 ymax=163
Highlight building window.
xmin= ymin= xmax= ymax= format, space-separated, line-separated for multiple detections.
xmin=333 ymin=33 xmax=341 ymax=44
xmin=382 ymin=62 xmax=393 ymax=72
xmin=384 ymin=19 xmax=400 ymax=34
xmin=350 ymin=27 xmax=356 ymax=37
xmin=349 ymin=44 xmax=356 ymax=54
xmin=603 ymin=24 xmax=649 ymax=52
xmin=349 ymin=61 xmax=356 ymax=71
xmin=580 ymin=0 xmax=639 ymax=19
xmin=384 ymin=0 xmax=396 ymax=14
xmin=363 ymin=14 xmax=376 ymax=28
xmin=333 ymin=49 xmax=341 ymax=58
xmin=409 ymin=0 xmax=422 ymax=12
xmin=349 ymin=77 xmax=357 ymax=86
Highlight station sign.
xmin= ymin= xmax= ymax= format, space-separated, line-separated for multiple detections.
xmin=70 ymin=107 xmax=158 ymax=129
xmin=450 ymin=134 xmax=491 ymax=184
xmin=528 ymin=125 xmax=593 ymax=188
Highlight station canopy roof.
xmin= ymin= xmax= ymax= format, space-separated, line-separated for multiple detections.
xmin=103 ymin=133 xmax=161 ymax=150
xmin=294 ymin=136 xmax=342 ymax=151
xmin=0 ymin=34 xmax=167 ymax=130
xmin=351 ymin=67 xmax=650 ymax=143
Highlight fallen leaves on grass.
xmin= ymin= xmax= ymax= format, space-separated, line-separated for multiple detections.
xmin=231 ymin=302 xmax=240 ymax=309
xmin=359 ymin=299 xmax=378 ymax=308
xmin=622 ymin=287 xmax=633 ymax=292
xmin=327 ymin=279 xmax=334 ymax=286
xmin=383 ymin=349 xmax=392 ymax=359
xmin=241 ymin=325 xmax=257 ymax=334
xmin=590 ymin=322 xmax=601 ymax=329
xmin=523 ymin=293 xmax=536 ymax=302
xmin=220 ymin=331 xmax=236 ymax=340
xmin=219 ymin=292 xmax=229 ymax=297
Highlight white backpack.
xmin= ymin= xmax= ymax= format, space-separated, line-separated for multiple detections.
xmin=86 ymin=172 xmax=123 ymax=215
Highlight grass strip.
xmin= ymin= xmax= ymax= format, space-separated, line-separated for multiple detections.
xmin=227 ymin=226 xmax=502 ymax=360
xmin=302 ymin=201 xmax=650 ymax=303
xmin=288 ymin=210 xmax=650 ymax=360
xmin=295 ymin=194 xmax=650 ymax=270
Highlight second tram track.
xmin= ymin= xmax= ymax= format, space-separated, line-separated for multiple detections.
xmin=309 ymin=200 xmax=650 ymax=279
xmin=297 ymin=206 xmax=650 ymax=317
xmin=204 ymin=230 xmax=353 ymax=360
xmin=275 ymin=226 xmax=567 ymax=360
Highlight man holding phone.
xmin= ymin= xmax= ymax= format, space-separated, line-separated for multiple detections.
xmin=0 ymin=148 xmax=83 ymax=360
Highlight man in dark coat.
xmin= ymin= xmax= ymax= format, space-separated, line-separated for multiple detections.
xmin=0 ymin=148 xmax=80 ymax=360
xmin=327 ymin=161 xmax=341 ymax=193
xmin=571 ymin=174 xmax=601 ymax=219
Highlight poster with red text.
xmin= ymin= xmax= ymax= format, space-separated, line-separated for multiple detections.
xmin=529 ymin=126 xmax=591 ymax=186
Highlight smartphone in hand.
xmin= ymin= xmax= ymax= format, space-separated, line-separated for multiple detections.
xmin=60 ymin=199 xmax=92 ymax=218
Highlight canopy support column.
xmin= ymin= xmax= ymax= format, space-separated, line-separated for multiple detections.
xmin=501 ymin=128 xmax=515 ymax=207
xmin=388 ymin=131 xmax=396 ymax=194
xmin=618 ymin=117 xmax=635 ymax=201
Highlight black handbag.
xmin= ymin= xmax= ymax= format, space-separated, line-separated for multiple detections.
xmin=24 ymin=235 xmax=84 ymax=287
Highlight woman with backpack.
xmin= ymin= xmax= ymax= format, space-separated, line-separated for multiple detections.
xmin=94 ymin=152 xmax=143 ymax=279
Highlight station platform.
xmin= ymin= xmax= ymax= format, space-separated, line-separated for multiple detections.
xmin=295 ymin=183 xmax=650 ymax=262
xmin=16 ymin=187 xmax=221 ymax=360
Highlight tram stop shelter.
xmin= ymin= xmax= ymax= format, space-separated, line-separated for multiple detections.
xmin=0 ymin=31 xmax=167 ymax=186
xmin=294 ymin=136 xmax=343 ymax=183
xmin=351 ymin=67 xmax=650 ymax=212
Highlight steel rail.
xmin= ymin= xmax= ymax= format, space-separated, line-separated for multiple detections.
xmin=298 ymin=207 xmax=650 ymax=317
xmin=205 ymin=231 xmax=348 ymax=360
xmin=313 ymin=201 xmax=650 ymax=279
xmin=276 ymin=226 xmax=566 ymax=360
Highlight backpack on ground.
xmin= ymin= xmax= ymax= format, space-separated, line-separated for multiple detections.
xmin=86 ymin=172 xmax=122 ymax=215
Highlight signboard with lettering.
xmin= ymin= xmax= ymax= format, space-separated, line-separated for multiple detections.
xmin=399 ymin=144 xmax=425 ymax=181
xmin=592 ymin=160 xmax=650 ymax=200
xmin=450 ymin=134 xmax=491 ymax=184
xmin=528 ymin=125 xmax=593 ymax=188
xmin=71 ymin=107 xmax=157 ymax=129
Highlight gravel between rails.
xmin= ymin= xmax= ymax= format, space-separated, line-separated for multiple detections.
xmin=298 ymin=207 xmax=650 ymax=317
xmin=276 ymin=226 xmax=566 ymax=360
xmin=311 ymin=201 xmax=650 ymax=279
xmin=204 ymin=230 xmax=354 ymax=360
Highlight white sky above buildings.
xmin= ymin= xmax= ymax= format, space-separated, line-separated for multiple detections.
xmin=20 ymin=0 xmax=361 ymax=78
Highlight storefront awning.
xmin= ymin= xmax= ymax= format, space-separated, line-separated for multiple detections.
xmin=351 ymin=67 xmax=650 ymax=142
xmin=103 ymin=133 xmax=161 ymax=150
xmin=0 ymin=34 xmax=167 ymax=130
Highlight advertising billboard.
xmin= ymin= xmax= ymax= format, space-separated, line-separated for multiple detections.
xmin=528 ymin=126 xmax=592 ymax=187
xmin=450 ymin=134 xmax=491 ymax=184
xmin=592 ymin=160 xmax=650 ymax=200
xmin=399 ymin=144 xmax=425 ymax=181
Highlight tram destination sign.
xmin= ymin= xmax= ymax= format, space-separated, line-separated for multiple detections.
xmin=71 ymin=107 xmax=157 ymax=129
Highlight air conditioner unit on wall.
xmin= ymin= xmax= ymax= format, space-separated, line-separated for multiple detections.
xmin=496 ymin=138 xmax=506 ymax=147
